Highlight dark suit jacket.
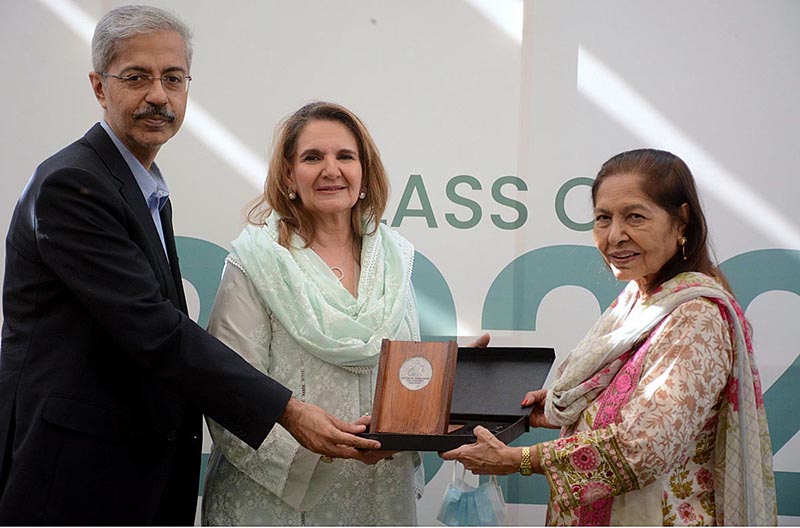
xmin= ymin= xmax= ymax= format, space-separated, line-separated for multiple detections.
xmin=0 ymin=124 xmax=291 ymax=525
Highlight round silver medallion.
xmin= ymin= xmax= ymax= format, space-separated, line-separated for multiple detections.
xmin=398 ymin=356 xmax=433 ymax=391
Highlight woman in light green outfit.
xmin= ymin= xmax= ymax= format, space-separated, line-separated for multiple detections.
xmin=201 ymin=102 xmax=423 ymax=525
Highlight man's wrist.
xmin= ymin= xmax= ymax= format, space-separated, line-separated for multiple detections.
xmin=278 ymin=397 xmax=300 ymax=431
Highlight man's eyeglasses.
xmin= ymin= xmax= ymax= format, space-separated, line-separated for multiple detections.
xmin=100 ymin=72 xmax=192 ymax=93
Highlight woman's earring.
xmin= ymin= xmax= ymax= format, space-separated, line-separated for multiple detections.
xmin=288 ymin=190 xmax=297 ymax=201
xmin=678 ymin=236 xmax=687 ymax=260
xmin=359 ymin=190 xmax=367 ymax=200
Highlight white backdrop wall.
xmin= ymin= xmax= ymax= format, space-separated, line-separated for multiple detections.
xmin=1 ymin=0 xmax=798 ymax=525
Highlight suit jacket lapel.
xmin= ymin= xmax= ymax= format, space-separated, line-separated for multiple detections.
xmin=83 ymin=124 xmax=177 ymax=300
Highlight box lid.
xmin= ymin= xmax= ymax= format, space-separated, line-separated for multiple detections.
xmin=450 ymin=346 xmax=555 ymax=419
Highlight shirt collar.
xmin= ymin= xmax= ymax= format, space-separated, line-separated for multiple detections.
xmin=100 ymin=120 xmax=169 ymax=209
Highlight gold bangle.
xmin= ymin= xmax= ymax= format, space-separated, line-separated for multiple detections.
xmin=320 ymin=455 xmax=334 ymax=463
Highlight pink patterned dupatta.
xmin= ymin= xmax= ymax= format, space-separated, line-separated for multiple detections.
xmin=575 ymin=323 xmax=664 ymax=525
xmin=544 ymin=272 xmax=776 ymax=525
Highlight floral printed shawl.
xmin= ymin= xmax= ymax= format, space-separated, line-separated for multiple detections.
xmin=544 ymin=272 xmax=776 ymax=525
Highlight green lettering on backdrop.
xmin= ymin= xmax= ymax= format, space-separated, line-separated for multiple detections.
xmin=445 ymin=175 xmax=482 ymax=229
xmin=175 ymin=237 xmax=229 ymax=328
xmin=482 ymin=245 xmax=623 ymax=330
xmin=491 ymin=176 xmax=528 ymax=230
xmin=178 ymin=236 xmax=799 ymax=515
xmin=391 ymin=174 xmax=438 ymax=228
xmin=411 ymin=252 xmax=458 ymax=342
xmin=555 ymin=177 xmax=594 ymax=232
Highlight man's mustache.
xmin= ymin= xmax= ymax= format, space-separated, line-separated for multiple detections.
xmin=133 ymin=106 xmax=176 ymax=122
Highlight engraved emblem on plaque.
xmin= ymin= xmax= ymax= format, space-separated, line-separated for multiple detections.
xmin=398 ymin=356 xmax=433 ymax=391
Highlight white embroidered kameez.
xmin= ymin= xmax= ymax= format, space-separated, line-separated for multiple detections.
xmin=201 ymin=218 xmax=423 ymax=526
xmin=202 ymin=263 xmax=420 ymax=525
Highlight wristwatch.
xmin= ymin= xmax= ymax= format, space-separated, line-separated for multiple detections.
xmin=519 ymin=446 xmax=533 ymax=476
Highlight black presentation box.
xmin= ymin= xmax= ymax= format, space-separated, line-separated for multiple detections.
xmin=360 ymin=346 xmax=555 ymax=451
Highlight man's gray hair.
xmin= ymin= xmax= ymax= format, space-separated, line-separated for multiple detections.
xmin=91 ymin=4 xmax=193 ymax=73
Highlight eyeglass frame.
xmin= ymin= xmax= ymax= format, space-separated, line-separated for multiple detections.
xmin=99 ymin=71 xmax=192 ymax=93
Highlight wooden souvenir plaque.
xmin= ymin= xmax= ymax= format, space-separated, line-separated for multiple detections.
xmin=370 ymin=339 xmax=458 ymax=435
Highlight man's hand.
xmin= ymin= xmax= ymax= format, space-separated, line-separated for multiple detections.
xmin=278 ymin=398 xmax=381 ymax=460
xmin=348 ymin=414 xmax=398 ymax=465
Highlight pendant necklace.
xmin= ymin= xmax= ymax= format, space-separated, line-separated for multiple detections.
xmin=312 ymin=245 xmax=350 ymax=283
xmin=330 ymin=263 xmax=345 ymax=282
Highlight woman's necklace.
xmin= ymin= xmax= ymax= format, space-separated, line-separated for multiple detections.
xmin=311 ymin=242 xmax=356 ymax=283
xmin=330 ymin=261 xmax=346 ymax=282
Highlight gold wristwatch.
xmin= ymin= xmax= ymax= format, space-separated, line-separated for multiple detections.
xmin=519 ymin=446 xmax=533 ymax=476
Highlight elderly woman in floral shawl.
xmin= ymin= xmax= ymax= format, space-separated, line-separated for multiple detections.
xmin=442 ymin=149 xmax=776 ymax=526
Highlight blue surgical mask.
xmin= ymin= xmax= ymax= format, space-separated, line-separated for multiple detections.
xmin=437 ymin=464 xmax=507 ymax=526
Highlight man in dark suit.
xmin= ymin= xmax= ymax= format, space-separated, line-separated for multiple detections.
xmin=0 ymin=5 xmax=379 ymax=525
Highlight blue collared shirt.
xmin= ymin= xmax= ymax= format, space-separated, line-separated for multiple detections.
xmin=100 ymin=120 xmax=170 ymax=258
